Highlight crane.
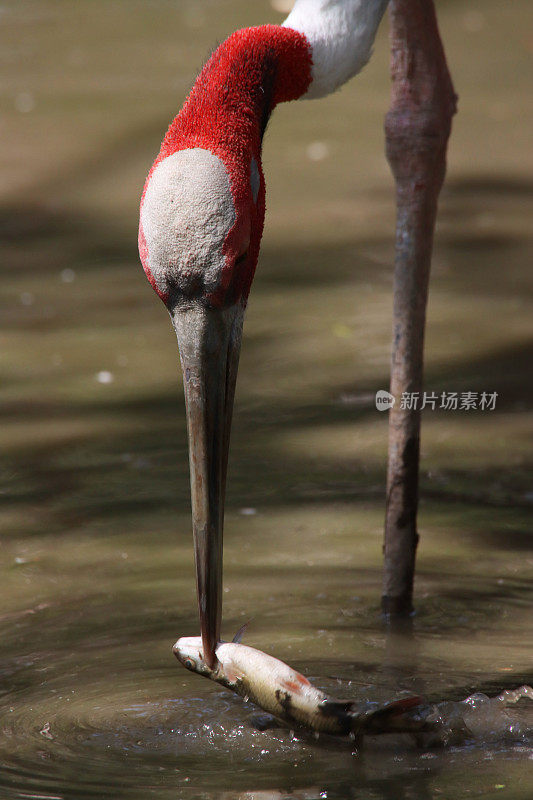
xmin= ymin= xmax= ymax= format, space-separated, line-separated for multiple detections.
xmin=138 ymin=0 xmax=455 ymax=668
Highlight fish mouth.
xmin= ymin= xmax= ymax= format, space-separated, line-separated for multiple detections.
xmin=170 ymin=302 xmax=244 ymax=670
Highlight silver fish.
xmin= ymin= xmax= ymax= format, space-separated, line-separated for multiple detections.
xmin=173 ymin=635 xmax=434 ymax=737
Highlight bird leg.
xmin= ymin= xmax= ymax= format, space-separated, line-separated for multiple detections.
xmin=382 ymin=0 xmax=457 ymax=616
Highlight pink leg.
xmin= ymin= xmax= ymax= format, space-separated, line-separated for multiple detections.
xmin=382 ymin=0 xmax=457 ymax=615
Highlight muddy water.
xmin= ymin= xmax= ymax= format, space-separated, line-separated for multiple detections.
xmin=1 ymin=558 xmax=532 ymax=800
xmin=1 ymin=562 xmax=532 ymax=800
xmin=1 ymin=0 xmax=533 ymax=798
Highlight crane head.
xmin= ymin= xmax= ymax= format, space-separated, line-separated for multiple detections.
xmin=138 ymin=2 xmax=390 ymax=675
xmin=139 ymin=146 xmax=263 ymax=669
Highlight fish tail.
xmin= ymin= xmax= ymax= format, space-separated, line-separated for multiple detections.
xmin=355 ymin=695 xmax=437 ymax=735
xmin=320 ymin=695 xmax=426 ymax=736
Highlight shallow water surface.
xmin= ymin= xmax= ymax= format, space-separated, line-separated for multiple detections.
xmin=2 ymin=0 xmax=533 ymax=797
xmin=1 ymin=540 xmax=532 ymax=799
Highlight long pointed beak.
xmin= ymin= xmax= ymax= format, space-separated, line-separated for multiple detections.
xmin=170 ymin=302 xmax=244 ymax=669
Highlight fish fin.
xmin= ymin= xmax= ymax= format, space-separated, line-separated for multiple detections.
xmin=361 ymin=695 xmax=427 ymax=733
xmin=375 ymin=695 xmax=423 ymax=717
xmin=321 ymin=697 xmax=422 ymax=720
xmin=232 ymin=620 xmax=251 ymax=644
xmin=321 ymin=696 xmax=425 ymax=736
xmin=224 ymin=661 xmax=246 ymax=684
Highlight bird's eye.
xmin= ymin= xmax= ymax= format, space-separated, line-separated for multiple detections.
xmin=183 ymin=658 xmax=195 ymax=670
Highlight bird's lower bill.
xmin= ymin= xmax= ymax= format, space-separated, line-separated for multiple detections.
xmin=170 ymin=303 xmax=244 ymax=669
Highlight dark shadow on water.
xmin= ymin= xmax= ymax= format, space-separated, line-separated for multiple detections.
xmin=2 ymin=336 xmax=533 ymax=568
xmin=3 ymin=333 xmax=533 ymax=501
xmin=443 ymin=175 xmax=533 ymax=199
xmin=1 ymin=173 xmax=532 ymax=652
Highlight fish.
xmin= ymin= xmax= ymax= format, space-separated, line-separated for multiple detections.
xmin=173 ymin=634 xmax=437 ymax=738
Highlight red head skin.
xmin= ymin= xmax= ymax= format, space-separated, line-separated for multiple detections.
xmin=139 ymin=25 xmax=312 ymax=310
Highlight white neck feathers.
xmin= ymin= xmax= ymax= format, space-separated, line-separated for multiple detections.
xmin=282 ymin=0 xmax=389 ymax=99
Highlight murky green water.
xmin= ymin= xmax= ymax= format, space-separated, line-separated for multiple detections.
xmin=1 ymin=1 xmax=533 ymax=797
